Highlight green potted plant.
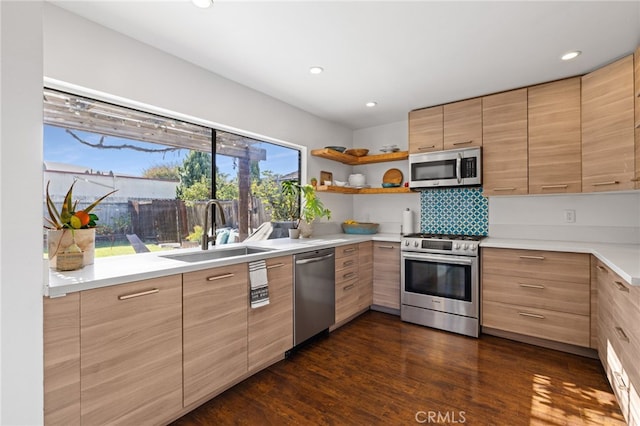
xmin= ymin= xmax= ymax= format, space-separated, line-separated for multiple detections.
xmin=45 ymin=180 xmax=117 ymax=270
xmin=281 ymin=180 xmax=331 ymax=238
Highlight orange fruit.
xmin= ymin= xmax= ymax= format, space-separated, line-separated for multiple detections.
xmin=75 ymin=211 xmax=91 ymax=227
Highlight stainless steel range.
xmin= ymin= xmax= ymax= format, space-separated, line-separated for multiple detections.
xmin=400 ymin=233 xmax=483 ymax=338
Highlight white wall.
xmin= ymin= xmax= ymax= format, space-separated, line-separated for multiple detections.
xmin=43 ymin=3 xmax=354 ymax=223
xmin=489 ymin=192 xmax=640 ymax=243
xmin=0 ymin=1 xmax=44 ymax=424
xmin=352 ymin=120 xmax=420 ymax=233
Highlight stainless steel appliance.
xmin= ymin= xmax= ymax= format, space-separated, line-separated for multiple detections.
xmin=294 ymin=248 xmax=335 ymax=345
xmin=409 ymin=147 xmax=481 ymax=189
xmin=400 ymin=233 xmax=483 ymax=337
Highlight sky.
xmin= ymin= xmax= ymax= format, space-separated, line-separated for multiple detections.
xmin=43 ymin=125 xmax=299 ymax=178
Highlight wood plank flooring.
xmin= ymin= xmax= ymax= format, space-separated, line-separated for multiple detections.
xmin=171 ymin=311 xmax=625 ymax=425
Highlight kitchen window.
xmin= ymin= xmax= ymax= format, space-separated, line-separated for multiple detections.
xmin=43 ymin=88 xmax=301 ymax=257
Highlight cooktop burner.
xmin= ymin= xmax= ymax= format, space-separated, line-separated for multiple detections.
xmin=403 ymin=233 xmax=484 ymax=242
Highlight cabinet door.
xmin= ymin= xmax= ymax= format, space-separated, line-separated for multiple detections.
xmin=444 ymin=98 xmax=482 ymax=150
xmin=528 ymin=78 xmax=582 ymax=194
xmin=248 ymin=256 xmax=293 ymax=371
xmin=44 ymin=293 xmax=80 ymax=426
xmin=183 ymin=263 xmax=248 ymax=407
xmin=409 ymin=106 xmax=443 ymax=154
xmin=482 ymin=88 xmax=528 ymax=196
xmin=635 ymin=47 xmax=640 ymax=190
xmin=373 ymin=242 xmax=401 ymax=310
xmin=335 ymin=244 xmax=360 ymax=324
xmin=80 ymin=275 xmax=183 ymax=426
xmin=358 ymin=241 xmax=373 ymax=310
xmin=582 ymin=54 xmax=635 ymax=192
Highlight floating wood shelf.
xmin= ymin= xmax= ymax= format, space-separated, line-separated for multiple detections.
xmin=316 ymin=185 xmax=412 ymax=194
xmin=311 ymin=148 xmax=409 ymax=165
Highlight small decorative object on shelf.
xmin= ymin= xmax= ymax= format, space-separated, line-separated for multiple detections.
xmin=45 ymin=180 xmax=117 ymax=271
xmin=344 ymin=148 xmax=369 ymax=157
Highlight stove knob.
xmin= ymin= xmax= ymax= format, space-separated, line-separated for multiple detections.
xmin=463 ymin=244 xmax=469 ymax=250
xmin=470 ymin=245 xmax=477 ymax=252
xmin=454 ymin=243 xmax=461 ymax=249
xmin=414 ymin=241 xmax=419 ymax=248
xmin=404 ymin=240 xmax=409 ymax=246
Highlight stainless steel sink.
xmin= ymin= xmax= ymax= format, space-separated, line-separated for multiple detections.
xmin=160 ymin=246 xmax=273 ymax=263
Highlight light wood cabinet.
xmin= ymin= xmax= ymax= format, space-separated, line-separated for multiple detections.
xmin=248 ymin=255 xmax=293 ymax=371
xmin=358 ymin=241 xmax=373 ymax=311
xmin=373 ymin=242 xmax=401 ymax=310
xmin=409 ymin=106 xmax=443 ymax=154
xmin=634 ymin=46 xmax=640 ymax=190
xmin=80 ymin=275 xmax=183 ymax=425
xmin=482 ymin=88 xmax=529 ymax=196
xmin=596 ymin=258 xmax=640 ymax=424
xmin=183 ymin=263 xmax=248 ymax=407
xmin=335 ymin=244 xmax=360 ymax=324
xmin=44 ymin=293 xmax=80 ymax=426
xmin=582 ymin=55 xmax=635 ymax=192
xmin=444 ymin=98 xmax=482 ymax=150
xmin=481 ymin=248 xmax=591 ymax=347
xmin=528 ymin=78 xmax=582 ymax=194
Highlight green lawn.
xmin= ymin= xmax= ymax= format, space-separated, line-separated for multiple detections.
xmin=94 ymin=243 xmax=172 ymax=257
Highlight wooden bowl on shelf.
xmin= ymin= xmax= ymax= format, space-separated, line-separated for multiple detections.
xmin=344 ymin=148 xmax=369 ymax=157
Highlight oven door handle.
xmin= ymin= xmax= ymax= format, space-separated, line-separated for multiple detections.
xmin=402 ymin=252 xmax=474 ymax=266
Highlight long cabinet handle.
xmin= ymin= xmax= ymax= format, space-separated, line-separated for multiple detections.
xmin=635 ymin=122 xmax=640 ymax=129
xmin=493 ymin=187 xmax=516 ymax=191
xmin=343 ymin=260 xmax=355 ymax=267
xmin=614 ymin=281 xmax=629 ymax=292
xmin=342 ymin=248 xmax=357 ymax=254
xmin=518 ymin=312 xmax=545 ymax=320
xmin=452 ymin=140 xmax=473 ymax=146
xmin=118 ymin=288 xmax=159 ymax=300
xmin=614 ymin=326 xmax=629 ymax=342
xmin=207 ymin=273 xmax=235 ymax=281
xmin=592 ymin=181 xmax=619 ymax=187
xmin=541 ymin=184 xmax=568 ymax=189
xmin=343 ymin=284 xmax=355 ymax=291
xmin=418 ymin=145 xmax=436 ymax=151
xmin=266 ymin=263 xmax=285 ymax=270
xmin=377 ymin=245 xmax=396 ymax=249
xmin=519 ymin=255 xmax=545 ymax=260
xmin=597 ymin=265 xmax=608 ymax=273
xmin=613 ymin=371 xmax=629 ymax=392
xmin=343 ymin=272 xmax=356 ymax=280
xmin=519 ymin=283 xmax=545 ymax=289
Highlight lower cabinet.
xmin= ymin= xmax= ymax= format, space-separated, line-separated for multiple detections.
xmin=80 ymin=275 xmax=183 ymax=425
xmin=596 ymin=259 xmax=640 ymax=424
xmin=481 ymin=248 xmax=591 ymax=347
xmin=358 ymin=241 xmax=373 ymax=310
xmin=248 ymin=255 xmax=293 ymax=371
xmin=335 ymin=243 xmax=361 ymax=324
xmin=373 ymin=242 xmax=401 ymax=310
xmin=183 ymin=263 xmax=248 ymax=407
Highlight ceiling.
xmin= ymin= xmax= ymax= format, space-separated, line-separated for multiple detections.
xmin=49 ymin=1 xmax=640 ymax=130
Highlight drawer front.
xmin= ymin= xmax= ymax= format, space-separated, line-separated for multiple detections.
xmin=335 ymin=278 xmax=360 ymax=323
xmin=482 ymin=248 xmax=590 ymax=284
xmin=482 ymin=273 xmax=589 ymax=315
xmin=336 ymin=255 xmax=358 ymax=273
xmin=336 ymin=263 xmax=359 ymax=284
xmin=336 ymin=244 xmax=359 ymax=260
xmin=483 ymin=300 xmax=590 ymax=347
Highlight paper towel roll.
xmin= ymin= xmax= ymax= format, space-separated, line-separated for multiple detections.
xmin=402 ymin=208 xmax=414 ymax=235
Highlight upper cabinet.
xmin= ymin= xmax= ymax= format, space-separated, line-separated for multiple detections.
xmin=528 ymin=78 xmax=582 ymax=194
xmin=582 ymin=55 xmax=635 ymax=192
xmin=444 ymin=98 xmax=482 ymax=150
xmin=482 ymin=88 xmax=529 ymax=196
xmin=408 ymin=106 xmax=443 ymax=154
xmin=635 ymin=47 xmax=640 ymax=190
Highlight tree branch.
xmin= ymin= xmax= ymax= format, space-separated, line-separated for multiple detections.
xmin=65 ymin=129 xmax=180 ymax=153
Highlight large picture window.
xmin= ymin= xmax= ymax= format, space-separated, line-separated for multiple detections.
xmin=43 ymin=88 xmax=301 ymax=257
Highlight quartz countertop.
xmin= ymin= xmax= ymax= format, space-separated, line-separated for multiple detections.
xmin=45 ymin=233 xmax=402 ymax=297
xmin=481 ymin=237 xmax=640 ymax=286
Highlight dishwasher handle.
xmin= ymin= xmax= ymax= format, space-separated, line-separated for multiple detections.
xmin=295 ymin=252 xmax=335 ymax=265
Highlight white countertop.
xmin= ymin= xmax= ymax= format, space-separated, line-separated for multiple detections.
xmin=45 ymin=233 xmax=401 ymax=297
xmin=481 ymin=237 xmax=640 ymax=286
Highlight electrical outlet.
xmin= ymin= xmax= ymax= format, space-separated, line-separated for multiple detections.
xmin=564 ymin=209 xmax=576 ymax=223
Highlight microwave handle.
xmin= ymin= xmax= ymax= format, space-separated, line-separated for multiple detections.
xmin=456 ymin=153 xmax=462 ymax=184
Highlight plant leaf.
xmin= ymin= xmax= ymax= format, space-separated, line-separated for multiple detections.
xmin=83 ymin=189 xmax=118 ymax=214
xmin=45 ymin=181 xmax=62 ymax=229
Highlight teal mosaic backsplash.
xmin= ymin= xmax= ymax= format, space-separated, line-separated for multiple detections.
xmin=419 ymin=187 xmax=488 ymax=236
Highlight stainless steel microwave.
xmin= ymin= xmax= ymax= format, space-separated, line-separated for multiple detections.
xmin=409 ymin=147 xmax=481 ymax=189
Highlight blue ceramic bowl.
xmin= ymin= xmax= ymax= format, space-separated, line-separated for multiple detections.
xmin=325 ymin=146 xmax=347 ymax=153
xmin=342 ymin=222 xmax=379 ymax=234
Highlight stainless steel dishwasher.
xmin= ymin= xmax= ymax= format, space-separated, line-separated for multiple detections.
xmin=293 ymin=248 xmax=335 ymax=346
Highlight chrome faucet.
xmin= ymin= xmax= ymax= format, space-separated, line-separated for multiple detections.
xmin=202 ymin=199 xmax=226 ymax=250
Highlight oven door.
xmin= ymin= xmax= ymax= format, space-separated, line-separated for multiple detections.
xmin=401 ymin=252 xmax=478 ymax=318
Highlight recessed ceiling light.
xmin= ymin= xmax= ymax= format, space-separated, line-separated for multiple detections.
xmin=192 ymin=0 xmax=212 ymax=9
xmin=561 ymin=50 xmax=581 ymax=61
xmin=309 ymin=66 xmax=324 ymax=74
xmin=365 ymin=101 xmax=377 ymax=108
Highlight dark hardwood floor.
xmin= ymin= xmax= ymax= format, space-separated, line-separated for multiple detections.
xmin=172 ymin=311 xmax=624 ymax=425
